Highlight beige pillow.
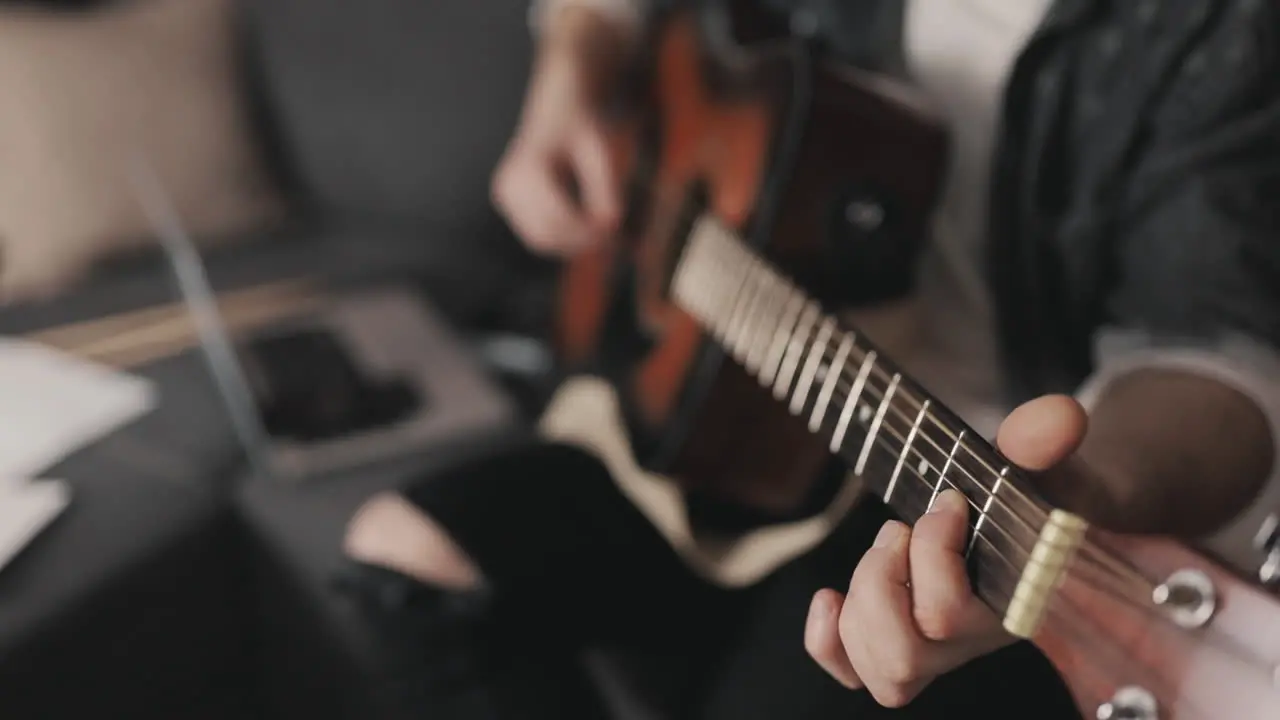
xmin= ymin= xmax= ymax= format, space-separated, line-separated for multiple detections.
xmin=0 ymin=0 xmax=285 ymax=302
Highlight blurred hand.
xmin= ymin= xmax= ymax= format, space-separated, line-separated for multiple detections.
xmin=803 ymin=395 xmax=1089 ymax=707
xmin=491 ymin=7 xmax=629 ymax=256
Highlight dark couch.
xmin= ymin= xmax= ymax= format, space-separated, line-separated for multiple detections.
xmin=0 ymin=1 xmax=574 ymax=718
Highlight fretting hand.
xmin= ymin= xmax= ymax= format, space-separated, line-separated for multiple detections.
xmin=803 ymin=395 xmax=1088 ymax=707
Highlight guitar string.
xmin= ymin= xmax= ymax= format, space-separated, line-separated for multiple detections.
xmin=694 ymin=239 xmax=1156 ymax=597
xmin=692 ymin=303 xmax=1055 ymax=593
xmin=695 ymin=298 xmax=1042 ymax=568
xmin=687 ymin=278 xmax=1235 ymax=675
xmin=772 ymin=304 xmax=1266 ymax=674
xmin=815 ymin=334 xmax=1157 ymax=593
xmin=681 ymin=228 xmax=1255 ymax=688
xmin=865 ymin=476 xmax=1194 ymax=695
xmin=697 ymin=297 xmax=1054 ymax=584
xmin=821 ymin=373 xmax=1157 ymax=610
xmin=890 ymin=483 xmax=1149 ymax=637
xmin=693 ymin=252 xmax=1143 ymax=593
xmin=703 ymin=302 xmax=1151 ymax=614
xmin=811 ymin=332 xmax=1154 ymax=597
xmin=707 ymin=238 xmax=1058 ymax=528
xmin=845 ymin=432 xmax=1238 ymax=697
xmin=703 ymin=241 xmax=1154 ymax=591
xmin=887 ymin=477 xmax=1208 ymax=698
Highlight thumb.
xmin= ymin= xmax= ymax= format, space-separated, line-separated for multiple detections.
xmin=996 ymin=395 xmax=1114 ymax=521
xmin=995 ymin=394 xmax=1088 ymax=471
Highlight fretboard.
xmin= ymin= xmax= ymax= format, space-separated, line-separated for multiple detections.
xmin=672 ymin=216 xmax=1053 ymax=616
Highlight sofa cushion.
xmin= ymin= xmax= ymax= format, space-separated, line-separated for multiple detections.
xmin=0 ymin=0 xmax=285 ymax=302
xmin=0 ymin=389 xmax=251 ymax=719
xmin=241 ymin=0 xmax=532 ymax=230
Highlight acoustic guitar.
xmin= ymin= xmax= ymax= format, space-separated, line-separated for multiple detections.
xmin=553 ymin=7 xmax=1280 ymax=719
xmin=557 ymin=3 xmax=947 ymax=514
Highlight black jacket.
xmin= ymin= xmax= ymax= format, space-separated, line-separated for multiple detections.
xmin=746 ymin=0 xmax=1280 ymax=404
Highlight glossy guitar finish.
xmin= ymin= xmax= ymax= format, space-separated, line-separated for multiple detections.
xmin=1038 ymin=531 xmax=1280 ymax=719
xmin=555 ymin=7 xmax=947 ymax=512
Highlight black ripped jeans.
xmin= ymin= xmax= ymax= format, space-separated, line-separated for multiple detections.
xmin=339 ymin=442 xmax=1081 ymax=720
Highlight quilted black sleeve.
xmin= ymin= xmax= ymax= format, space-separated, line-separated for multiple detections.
xmin=1107 ymin=0 xmax=1280 ymax=349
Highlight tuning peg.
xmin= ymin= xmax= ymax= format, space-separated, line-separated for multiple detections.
xmin=1096 ymin=686 xmax=1158 ymax=720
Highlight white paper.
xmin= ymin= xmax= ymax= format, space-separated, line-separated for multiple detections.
xmin=0 ymin=479 xmax=70 ymax=571
xmin=0 ymin=338 xmax=157 ymax=478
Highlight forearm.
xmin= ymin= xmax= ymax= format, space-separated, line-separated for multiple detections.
xmin=530 ymin=0 xmax=644 ymax=98
xmin=1061 ymin=367 xmax=1275 ymax=535
xmin=531 ymin=0 xmax=647 ymax=34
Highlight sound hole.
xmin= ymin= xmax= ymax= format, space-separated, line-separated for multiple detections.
xmin=826 ymin=181 xmax=919 ymax=305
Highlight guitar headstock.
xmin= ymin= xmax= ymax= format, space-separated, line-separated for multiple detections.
xmin=1035 ymin=530 xmax=1280 ymax=719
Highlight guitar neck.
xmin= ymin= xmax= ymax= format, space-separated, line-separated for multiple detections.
xmin=672 ymin=216 xmax=1055 ymax=618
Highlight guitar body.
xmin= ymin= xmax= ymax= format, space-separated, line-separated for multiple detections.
xmin=555 ymin=7 xmax=948 ymax=512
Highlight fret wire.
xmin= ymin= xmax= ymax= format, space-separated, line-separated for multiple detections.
xmin=827 ymin=349 xmax=1049 ymax=540
xmin=874 ymin=423 xmax=1023 ymax=556
xmin=761 ymin=293 xmax=1048 ymax=537
xmin=744 ymin=271 xmax=781 ymax=374
xmin=889 ymin=471 xmax=1022 ymax=612
xmin=793 ymin=339 xmax=1042 ymax=555
xmin=830 ymin=349 xmax=876 ymax=453
xmin=884 ymin=465 xmax=1152 ymax=657
xmin=742 ymin=281 xmax=1024 ymax=501
xmin=675 ymin=220 xmax=1048 ymax=552
xmin=720 ymin=228 xmax=756 ymax=350
xmin=881 ymin=436 xmax=1038 ymax=586
xmin=718 ymin=233 xmax=756 ymax=343
xmin=677 ymin=219 xmax=1159 ymax=605
xmin=843 ymin=346 xmax=1007 ymax=479
xmin=695 ymin=240 xmax=740 ymax=344
xmin=733 ymin=266 xmax=771 ymax=360
xmin=810 ymin=330 xmax=853 ymax=432
xmin=848 ymin=370 xmax=1041 ymax=550
xmin=690 ymin=262 xmax=1044 ymax=568
xmin=735 ymin=246 xmax=775 ymax=370
xmin=725 ymin=267 xmax=762 ymax=359
xmin=849 ymin=361 xmax=1162 ymax=607
xmin=773 ymin=301 xmax=819 ymax=401
xmin=704 ymin=232 xmax=731 ymax=319
xmin=855 ymin=372 xmax=899 ymax=475
xmin=739 ymin=247 xmax=778 ymax=367
xmin=713 ymin=233 xmax=1015 ymax=496
xmin=791 ymin=317 xmax=835 ymax=415
xmin=931 ymin=430 xmax=967 ymax=513
xmin=851 ymin=411 xmax=1031 ymax=610
xmin=743 ymin=287 xmax=1043 ymax=549
xmin=971 ymin=467 xmax=1008 ymax=555
xmin=886 ymin=399 xmax=929 ymax=502
xmin=759 ymin=289 xmax=805 ymax=388
xmin=848 ymin=357 xmax=1016 ymax=495
xmin=880 ymin=404 xmax=1040 ymax=556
